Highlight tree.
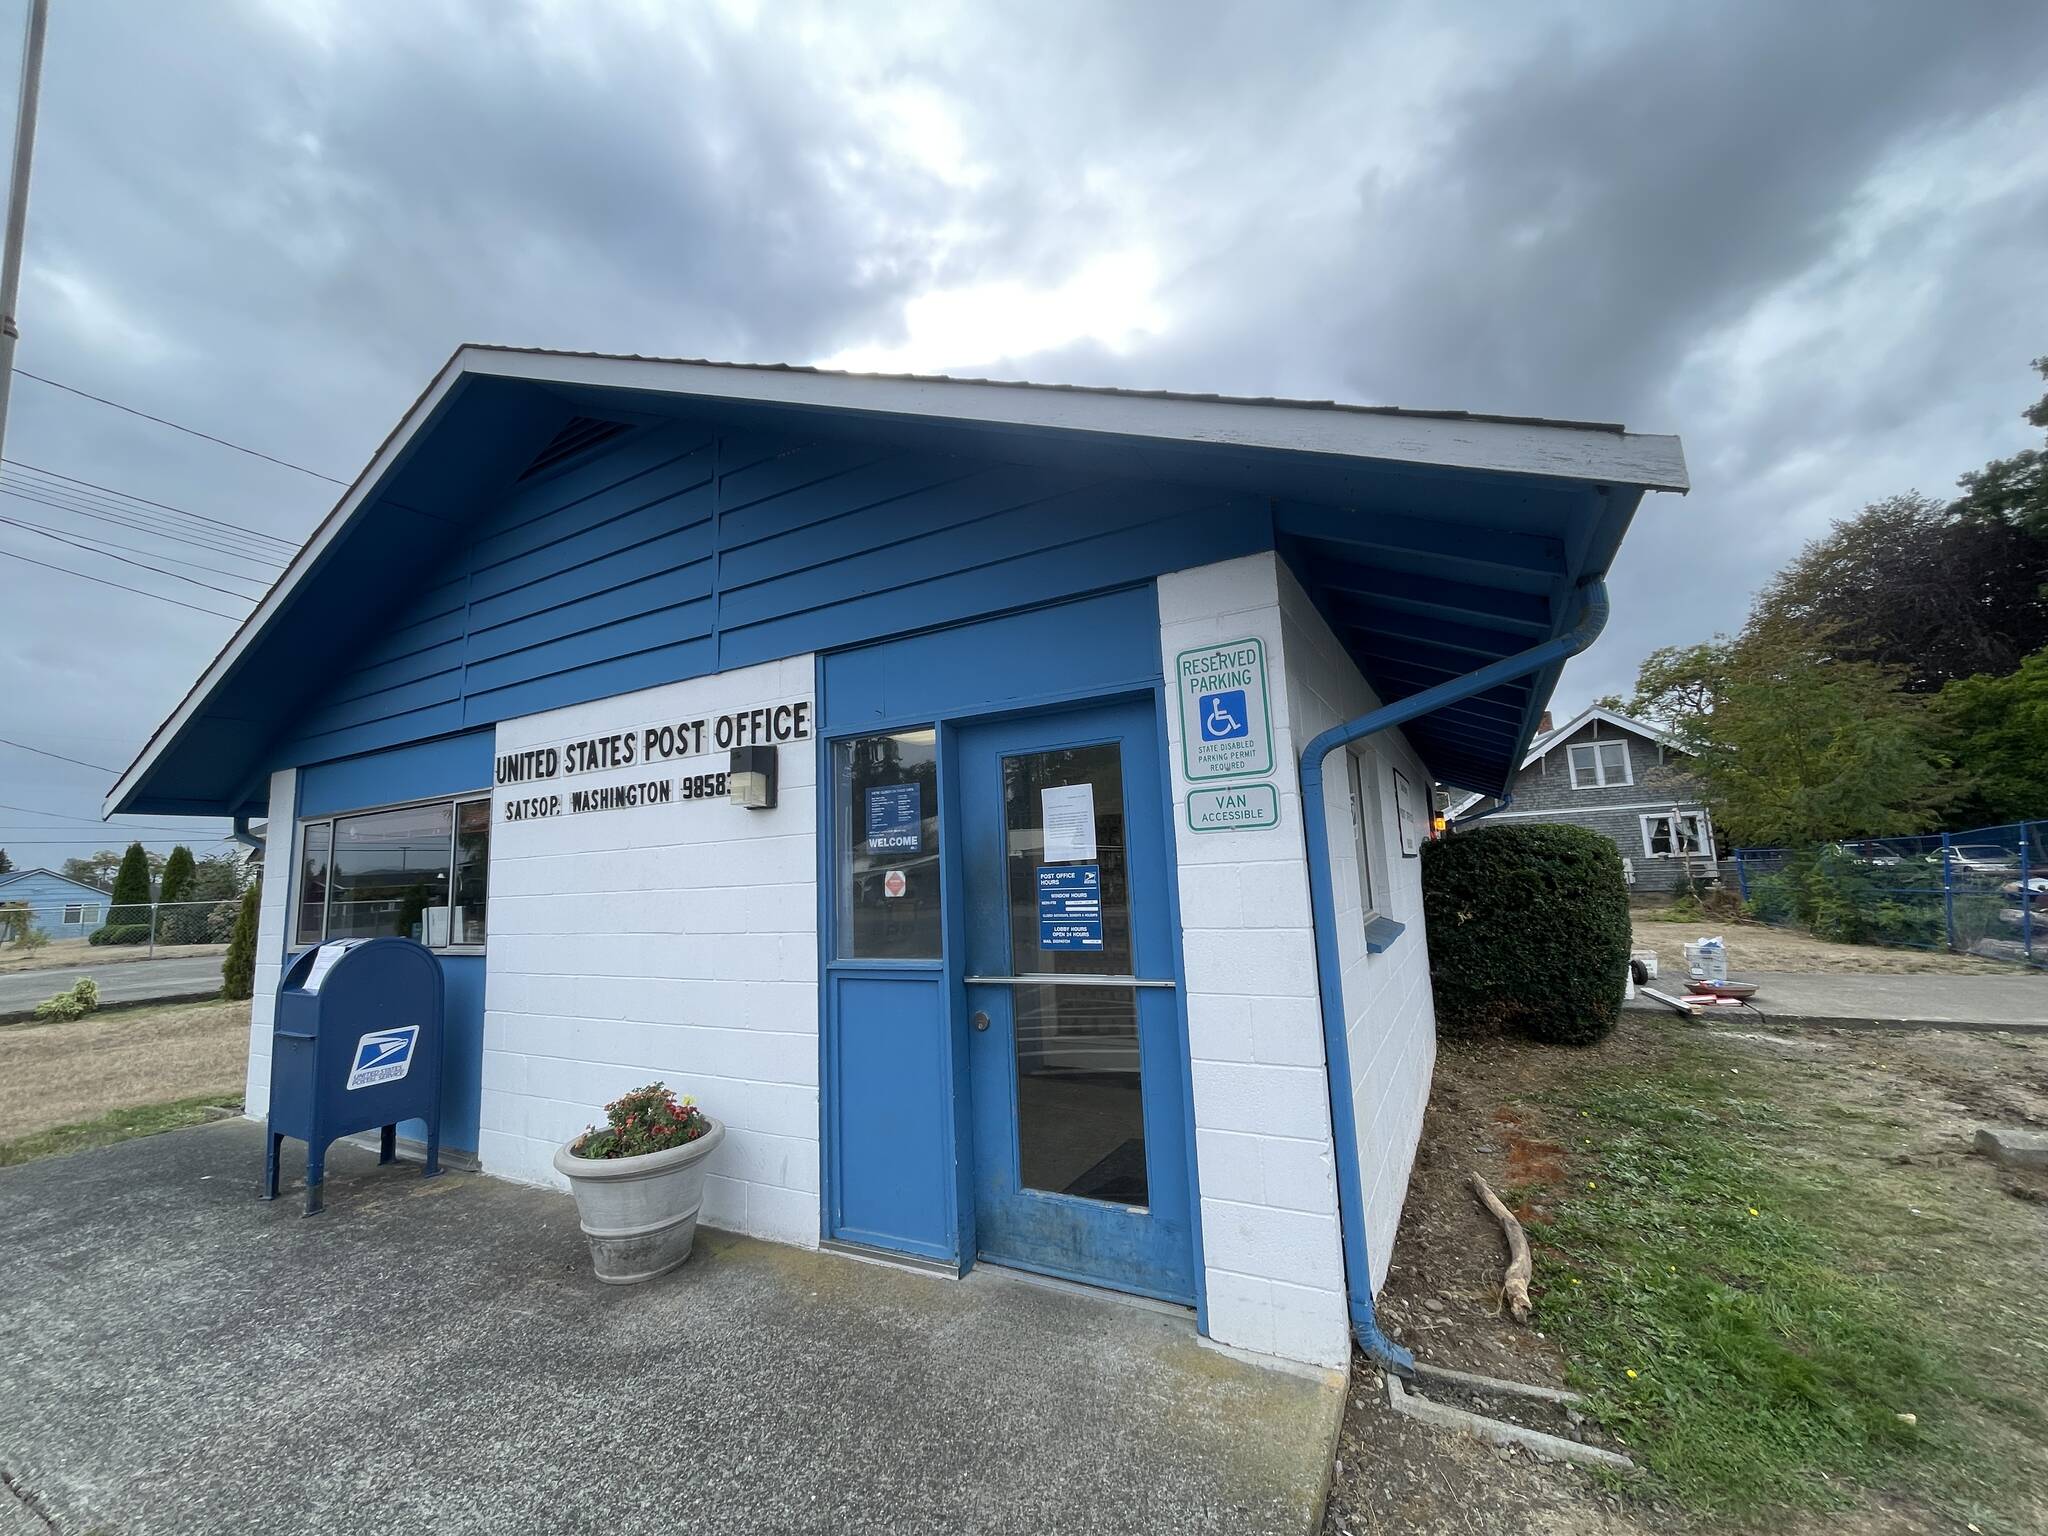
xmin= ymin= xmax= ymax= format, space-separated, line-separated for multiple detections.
xmin=1938 ymin=647 xmax=2048 ymax=826
xmin=1749 ymin=492 xmax=2048 ymax=692
xmin=189 ymin=850 xmax=248 ymax=902
xmin=108 ymin=842 xmax=153 ymax=926
xmin=1624 ymin=639 xmax=1734 ymax=741
xmin=1679 ymin=636 xmax=1952 ymax=846
xmin=61 ymin=851 xmax=123 ymax=889
xmin=1955 ymin=355 xmax=2048 ymax=538
xmin=0 ymin=847 xmax=11 ymax=874
xmin=221 ymin=881 xmax=261 ymax=1002
xmin=158 ymin=845 xmax=197 ymax=906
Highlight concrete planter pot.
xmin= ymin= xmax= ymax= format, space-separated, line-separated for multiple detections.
xmin=552 ymin=1118 xmax=725 ymax=1284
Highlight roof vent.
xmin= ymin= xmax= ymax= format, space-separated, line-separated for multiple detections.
xmin=517 ymin=415 xmax=633 ymax=480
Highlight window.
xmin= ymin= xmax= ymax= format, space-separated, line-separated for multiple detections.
xmin=1346 ymin=748 xmax=1380 ymax=918
xmin=294 ymin=795 xmax=490 ymax=950
xmin=62 ymin=902 xmax=96 ymax=925
xmin=834 ymin=729 xmax=941 ymax=960
xmin=1641 ymin=811 xmax=1712 ymax=859
xmin=1568 ymin=739 xmax=1632 ymax=789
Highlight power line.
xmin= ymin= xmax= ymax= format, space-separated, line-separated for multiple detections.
xmin=3 ymin=457 xmax=303 ymax=544
xmin=0 ymin=515 xmax=260 ymax=602
xmin=0 ymin=735 xmax=118 ymax=772
xmin=0 ymin=835 xmax=223 ymax=846
xmin=0 ymin=512 xmax=273 ymax=590
xmin=2 ymin=457 xmax=303 ymax=549
xmin=12 ymin=369 xmax=349 ymax=485
xmin=0 ymin=483 xmax=289 ymax=568
xmin=0 ymin=548 xmax=241 ymax=621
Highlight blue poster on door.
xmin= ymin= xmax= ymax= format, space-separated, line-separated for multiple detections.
xmin=865 ymin=783 xmax=922 ymax=852
xmin=1037 ymin=864 xmax=1103 ymax=950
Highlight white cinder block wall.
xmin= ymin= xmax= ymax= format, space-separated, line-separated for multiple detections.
xmin=480 ymin=654 xmax=821 ymax=1249
xmin=1160 ymin=553 xmax=1350 ymax=1367
xmin=241 ymin=767 xmax=297 ymax=1120
xmin=1276 ymin=563 xmax=1438 ymax=1293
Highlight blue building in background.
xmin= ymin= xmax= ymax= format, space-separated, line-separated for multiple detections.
xmin=0 ymin=867 xmax=111 ymax=938
xmin=105 ymin=347 xmax=1685 ymax=1368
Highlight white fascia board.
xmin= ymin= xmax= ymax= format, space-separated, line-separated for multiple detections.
xmin=1523 ymin=705 xmax=1685 ymax=769
xmin=107 ymin=346 xmax=1688 ymax=816
xmin=464 ymin=349 xmax=1693 ymax=491
xmin=104 ymin=354 xmax=475 ymax=818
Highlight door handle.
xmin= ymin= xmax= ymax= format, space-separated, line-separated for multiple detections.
xmin=972 ymin=1010 xmax=990 ymax=1032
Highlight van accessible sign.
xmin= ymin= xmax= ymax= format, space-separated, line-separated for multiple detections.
xmin=1175 ymin=637 xmax=1272 ymax=781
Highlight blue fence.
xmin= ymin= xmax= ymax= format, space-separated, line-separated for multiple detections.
xmin=1733 ymin=821 xmax=2048 ymax=966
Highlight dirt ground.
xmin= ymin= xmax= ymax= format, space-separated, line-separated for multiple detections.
xmin=1630 ymin=918 xmax=2025 ymax=977
xmin=0 ymin=999 xmax=248 ymax=1138
xmin=1323 ymin=1017 xmax=2048 ymax=1536
xmin=0 ymin=939 xmax=228 ymax=975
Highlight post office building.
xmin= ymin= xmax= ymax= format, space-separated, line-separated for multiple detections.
xmin=108 ymin=348 xmax=1685 ymax=1368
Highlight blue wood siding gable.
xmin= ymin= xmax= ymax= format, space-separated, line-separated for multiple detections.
xmin=272 ymin=417 xmax=1269 ymax=771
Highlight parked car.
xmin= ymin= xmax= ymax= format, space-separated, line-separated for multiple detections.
xmin=1949 ymin=843 xmax=2020 ymax=875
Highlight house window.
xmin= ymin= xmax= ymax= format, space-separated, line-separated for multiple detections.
xmin=1567 ymin=739 xmax=1632 ymax=789
xmin=62 ymin=902 xmax=90 ymax=924
xmin=294 ymin=794 xmax=490 ymax=950
xmin=1641 ymin=811 xmax=1712 ymax=859
xmin=1346 ymin=748 xmax=1380 ymax=918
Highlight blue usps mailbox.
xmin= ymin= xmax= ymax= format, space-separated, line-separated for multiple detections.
xmin=265 ymin=936 xmax=444 ymax=1215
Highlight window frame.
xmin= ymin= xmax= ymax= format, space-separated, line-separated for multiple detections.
xmin=1639 ymin=810 xmax=1713 ymax=860
xmin=293 ymin=790 xmax=493 ymax=955
xmin=1567 ymin=738 xmax=1634 ymax=789
xmin=1345 ymin=746 xmax=1382 ymax=922
xmin=62 ymin=902 xmax=83 ymax=925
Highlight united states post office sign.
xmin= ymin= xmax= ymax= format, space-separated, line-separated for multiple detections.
xmin=1175 ymin=637 xmax=1273 ymax=781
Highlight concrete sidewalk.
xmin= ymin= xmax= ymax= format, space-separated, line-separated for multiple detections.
xmin=0 ymin=1120 xmax=1342 ymax=1536
xmin=1631 ymin=969 xmax=2048 ymax=1030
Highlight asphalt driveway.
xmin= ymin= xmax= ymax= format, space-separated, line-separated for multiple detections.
xmin=0 ymin=1120 xmax=1342 ymax=1536
xmin=0 ymin=953 xmax=223 ymax=1017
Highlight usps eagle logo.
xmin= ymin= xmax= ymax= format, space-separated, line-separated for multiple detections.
xmin=345 ymin=1026 xmax=419 ymax=1091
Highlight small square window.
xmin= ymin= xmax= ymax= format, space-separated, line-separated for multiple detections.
xmin=1568 ymin=739 xmax=1632 ymax=788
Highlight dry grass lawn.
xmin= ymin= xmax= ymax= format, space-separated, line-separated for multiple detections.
xmin=0 ymin=998 xmax=248 ymax=1140
xmin=0 ymin=939 xmax=228 ymax=975
xmin=1630 ymin=918 xmax=2024 ymax=977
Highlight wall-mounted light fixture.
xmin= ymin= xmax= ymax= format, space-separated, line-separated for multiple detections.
xmin=728 ymin=744 xmax=778 ymax=809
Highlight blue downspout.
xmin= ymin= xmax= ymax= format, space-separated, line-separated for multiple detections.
xmin=1299 ymin=581 xmax=1610 ymax=1375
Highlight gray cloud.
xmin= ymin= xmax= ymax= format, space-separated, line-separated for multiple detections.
xmin=3 ymin=0 xmax=2046 ymax=865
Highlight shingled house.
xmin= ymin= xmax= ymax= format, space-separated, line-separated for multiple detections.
xmin=1447 ymin=706 xmax=1721 ymax=894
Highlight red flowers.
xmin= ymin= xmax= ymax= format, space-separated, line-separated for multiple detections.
xmin=569 ymin=1080 xmax=710 ymax=1160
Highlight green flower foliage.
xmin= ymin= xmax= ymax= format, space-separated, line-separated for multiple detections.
xmin=570 ymin=1082 xmax=710 ymax=1160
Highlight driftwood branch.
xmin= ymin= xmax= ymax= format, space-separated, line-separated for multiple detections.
xmin=1469 ymin=1172 xmax=1533 ymax=1323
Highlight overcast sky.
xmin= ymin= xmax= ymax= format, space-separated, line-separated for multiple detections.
xmin=2 ymin=0 xmax=2046 ymax=873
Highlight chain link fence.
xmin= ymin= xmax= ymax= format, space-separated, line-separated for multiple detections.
xmin=1733 ymin=821 xmax=2048 ymax=966
xmin=0 ymin=897 xmax=244 ymax=959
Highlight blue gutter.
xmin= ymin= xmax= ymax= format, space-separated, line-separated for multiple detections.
xmin=1299 ymin=580 xmax=1611 ymax=1375
xmin=1448 ymin=791 xmax=1515 ymax=831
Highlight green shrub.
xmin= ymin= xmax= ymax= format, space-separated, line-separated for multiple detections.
xmin=11 ymin=923 xmax=49 ymax=954
xmin=33 ymin=978 xmax=98 ymax=1022
xmin=221 ymin=882 xmax=260 ymax=1002
xmin=157 ymin=845 xmax=196 ymax=906
xmin=1421 ymin=822 xmax=1631 ymax=1046
xmin=88 ymin=923 xmax=151 ymax=946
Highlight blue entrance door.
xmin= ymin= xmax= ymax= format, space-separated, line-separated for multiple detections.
xmin=958 ymin=699 xmax=1195 ymax=1303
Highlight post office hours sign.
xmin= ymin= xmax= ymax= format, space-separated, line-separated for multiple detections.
xmin=1175 ymin=637 xmax=1273 ymax=781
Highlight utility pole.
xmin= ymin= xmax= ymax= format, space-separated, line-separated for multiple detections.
xmin=0 ymin=0 xmax=49 ymax=465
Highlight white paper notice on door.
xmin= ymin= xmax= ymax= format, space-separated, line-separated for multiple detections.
xmin=1041 ymin=782 xmax=1098 ymax=863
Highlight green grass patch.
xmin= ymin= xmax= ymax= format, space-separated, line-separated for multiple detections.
xmin=1528 ymin=1055 xmax=1992 ymax=1519
xmin=0 ymin=1094 xmax=242 ymax=1169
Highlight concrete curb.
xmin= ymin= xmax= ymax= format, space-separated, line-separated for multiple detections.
xmin=1385 ymin=1375 xmax=1635 ymax=1473
xmin=1625 ymin=1001 xmax=2048 ymax=1035
xmin=1410 ymin=1360 xmax=1585 ymax=1406
xmin=0 ymin=989 xmax=221 ymax=1026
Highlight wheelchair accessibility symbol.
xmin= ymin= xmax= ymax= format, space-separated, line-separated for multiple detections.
xmin=1200 ymin=689 xmax=1250 ymax=742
